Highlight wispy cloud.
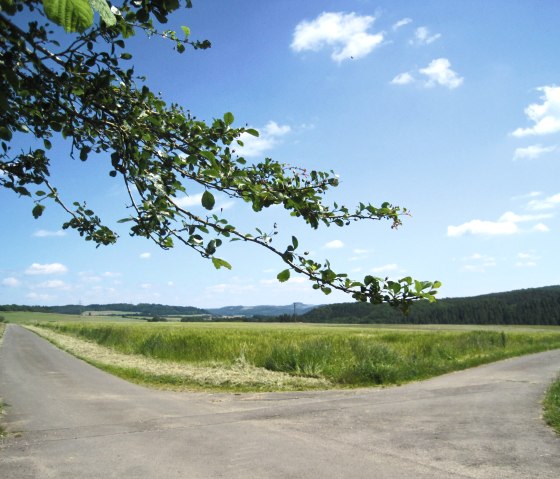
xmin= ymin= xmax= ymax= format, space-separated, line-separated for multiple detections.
xmin=448 ymin=211 xmax=551 ymax=237
xmin=513 ymin=144 xmax=556 ymax=160
xmin=36 ymin=280 xmax=70 ymax=290
xmin=461 ymin=253 xmax=496 ymax=273
xmin=511 ymin=85 xmax=560 ymax=137
xmin=410 ymin=26 xmax=441 ymax=46
xmin=516 ymin=251 xmax=539 ymax=267
xmin=236 ymin=121 xmax=291 ymax=158
xmin=139 ymin=252 xmax=151 ymax=259
xmin=324 ymin=239 xmax=344 ymax=249
xmin=371 ymin=263 xmax=399 ymax=274
xmin=392 ymin=18 xmax=412 ymax=31
xmin=391 ymin=72 xmax=414 ymax=85
xmin=25 ymin=262 xmax=68 ymax=275
xmin=32 ymin=229 xmax=67 ymax=238
xmin=526 ymin=192 xmax=560 ymax=210
xmin=291 ymin=12 xmax=384 ymax=63
xmin=26 ymin=292 xmax=55 ymax=302
xmin=2 ymin=277 xmax=21 ymax=287
xmin=175 ymin=193 xmax=203 ymax=208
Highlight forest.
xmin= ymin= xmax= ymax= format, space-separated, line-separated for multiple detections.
xmin=298 ymin=286 xmax=560 ymax=325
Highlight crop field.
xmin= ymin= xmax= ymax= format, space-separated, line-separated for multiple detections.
xmin=28 ymin=320 xmax=560 ymax=392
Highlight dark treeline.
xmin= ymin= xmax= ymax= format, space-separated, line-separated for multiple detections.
xmin=300 ymin=286 xmax=560 ymax=325
xmin=0 ymin=303 xmax=209 ymax=317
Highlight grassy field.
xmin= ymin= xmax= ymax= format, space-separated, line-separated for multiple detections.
xmin=544 ymin=376 xmax=560 ymax=434
xmin=0 ymin=311 xmax=141 ymax=324
xmin=29 ymin=320 xmax=560 ymax=392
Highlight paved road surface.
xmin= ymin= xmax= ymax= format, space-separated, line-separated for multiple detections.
xmin=1 ymin=324 xmax=559 ymax=478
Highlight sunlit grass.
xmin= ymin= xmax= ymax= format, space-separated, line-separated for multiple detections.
xmin=544 ymin=376 xmax=560 ymax=434
xmin=31 ymin=321 xmax=560 ymax=391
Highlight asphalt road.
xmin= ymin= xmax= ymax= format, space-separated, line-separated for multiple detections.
xmin=1 ymin=324 xmax=559 ymax=478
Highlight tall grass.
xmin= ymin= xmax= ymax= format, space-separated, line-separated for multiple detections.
xmin=544 ymin=376 xmax=560 ymax=434
xmin=35 ymin=322 xmax=560 ymax=388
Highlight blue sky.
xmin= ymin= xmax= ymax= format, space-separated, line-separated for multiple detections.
xmin=1 ymin=0 xmax=560 ymax=308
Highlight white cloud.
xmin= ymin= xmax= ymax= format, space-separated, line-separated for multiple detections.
xmin=236 ymin=121 xmax=291 ymax=158
xmin=26 ymin=292 xmax=55 ymax=302
xmin=511 ymin=191 xmax=542 ymax=201
xmin=391 ymin=72 xmax=415 ymax=85
xmin=532 ymin=223 xmax=550 ymax=232
xmin=511 ymin=85 xmax=560 ymax=137
xmin=448 ymin=219 xmax=518 ymax=237
xmin=448 ymin=210 xmax=551 ymax=237
xmin=324 ymin=239 xmax=344 ymax=249
xmin=32 ymin=229 xmax=66 ymax=238
xmin=419 ymin=58 xmax=463 ymax=89
xmin=140 ymin=283 xmax=152 ymax=289
xmin=353 ymin=248 xmax=369 ymax=254
xmin=392 ymin=18 xmax=412 ymax=31
xmin=498 ymin=211 xmax=553 ymax=223
xmin=371 ymin=263 xmax=399 ymax=274
xmin=79 ymin=271 xmax=102 ymax=283
xmin=516 ymin=251 xmax=539 ymax=267
xmin=526 ymin=192 xmax=560 ymax=210
xmin=25 ymin=262 xmax=68 ymax=275
xmin=461 ymin=253 xmax=496 ymax=272
xmin=2 ymin=277 xmax=21 ymax=287
xmin=175 ymin=193 xmax=203 ymax=208
xmin=513 ymin=144 xmax=556 ymax=160
xmin=102 ymin=271 xmax=121 ymax=278
xmin=139 ymin=252 xmax=151 ymax=259
xmin=37 ymin=280 xmax=70 ymax=290
xmin=291 ymin=12 xmax=384 ymax=63
xmin=410 ymin=26 xmax=441 ymax=45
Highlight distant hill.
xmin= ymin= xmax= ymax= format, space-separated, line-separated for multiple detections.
xmin=301 ymin=285 xmax=560 ymax=326
xmin=207 ymin=303 xmax=319 ymax=317
xmin=0 ymin=303 xmax=209 ymax=317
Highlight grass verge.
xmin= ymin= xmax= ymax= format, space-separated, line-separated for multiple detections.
xmin=543 ymin=376 xmax=560 ymax=434
xmin=28 ymin=321 xmax=560 ymax=392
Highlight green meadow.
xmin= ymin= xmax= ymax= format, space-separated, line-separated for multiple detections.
xmin=31 ymin=320 xmax=560 ymax=391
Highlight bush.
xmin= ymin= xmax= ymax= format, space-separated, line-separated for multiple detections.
xmin=147 ymin=316 xmax=168 ymax=322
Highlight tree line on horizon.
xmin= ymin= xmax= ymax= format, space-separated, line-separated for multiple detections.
xmin=293 ymin=285 xmax=560 ymax=326
xmin=1 ymin=285 xmax=559 ymax=325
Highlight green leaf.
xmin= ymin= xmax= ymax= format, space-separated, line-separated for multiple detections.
xmin=87 ymin=0 xmax=116 ymax=26
xmin=201 ymin=190 xmax=215 ymax=210
xmin=181 ymin=25 xmax=190 ymax=38
xmin=0 ymin=126 xmax=12 ymax=141
xmin=32 ymin=204 xmax=45 ymax=219
xmin=212 ymin=257 xmax=232 ymax=270
xmin=223 ymin=112 xmax=234 ymax=126
xmin=277 ymin=269 xmax=290 ymax=282
xmin=43 ymin=0 xmax=94 ymax=33
xmin=291 ymin=236 xmax=298 ymax=249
